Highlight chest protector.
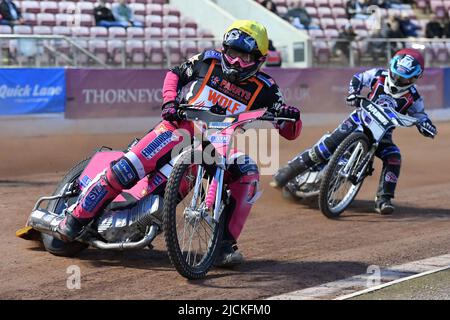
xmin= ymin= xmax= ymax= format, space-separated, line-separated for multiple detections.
xmin=368 ymin=76 xmax=415 ymax=114
xmin=185 ymin=60 xmax=265 ymax=115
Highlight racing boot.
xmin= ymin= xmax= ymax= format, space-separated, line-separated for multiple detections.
xmin=55 ymin=213 xmax=91 ymax=242
xmin=214 ymin=240 xmax=244 ymax=268
xmin=270 ymin=157 xmax=308 ymax=189
xmin=375 ymin=195 xmax=395 ymax=215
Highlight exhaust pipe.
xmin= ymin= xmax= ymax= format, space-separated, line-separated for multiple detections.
xmin=27 ymin=209 xmax=160 ymax=250
xmin=27 ymin=209 xmax=66 ymax=240
xmin=90 ymin=224 xmax=159 ymax=250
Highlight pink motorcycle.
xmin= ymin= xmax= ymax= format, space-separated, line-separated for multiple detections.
xmin=17 ymin=105 xmax=293 ymax=279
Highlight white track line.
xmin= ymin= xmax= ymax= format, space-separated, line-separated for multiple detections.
xmin=334 ymin=265 xmax=450 ymax=300
xmin=266 ymin=254 xmax=450 ymax=300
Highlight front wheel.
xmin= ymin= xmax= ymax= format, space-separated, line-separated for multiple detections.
xmin=319 ymin=132 xmax=370 ymax=218
xmin=163 ymin=149 xmax=225 ymax=279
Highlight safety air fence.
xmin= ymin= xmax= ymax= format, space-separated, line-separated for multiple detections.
xmin=0 ymin=67 xmax=449 ymax=118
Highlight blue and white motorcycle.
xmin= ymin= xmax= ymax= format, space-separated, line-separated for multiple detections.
xmin=286 ymin=97 xmax=436 ymax=218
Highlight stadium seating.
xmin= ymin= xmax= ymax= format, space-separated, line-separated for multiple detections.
xmin=269 ymin=0 xmax=450 ymax=65
xmin=0 ymin=0 xmax=216 ymax=66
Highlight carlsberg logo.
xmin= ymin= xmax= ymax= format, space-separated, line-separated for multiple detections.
xmin=0 ymin=84 xmax=63 ymax=99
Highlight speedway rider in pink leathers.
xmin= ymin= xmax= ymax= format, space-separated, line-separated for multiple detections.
xmin=57 ymin=20 xmax=302 ymax=266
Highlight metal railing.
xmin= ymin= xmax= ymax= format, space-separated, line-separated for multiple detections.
xmin=0 ymin=34 xmax=107 ymax=67
xmin=0 ymin=35 xmax=227 ymax=68
xmin=311 ymin=37 xmax=450 ymax=68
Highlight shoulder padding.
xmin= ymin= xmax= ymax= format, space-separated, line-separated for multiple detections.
xmin=203 ymin=50 xmax=222 ymax=61
xmin=256 ymin=72 xmax=275 ymax=87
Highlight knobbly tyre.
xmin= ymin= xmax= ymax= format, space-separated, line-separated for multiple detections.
xmin=15 ymin=104 xmax=295 ymax=280
xmin=163 ymin=104 xmax=295 ymax=279
xmin=283 ymin=97 xmax=436 ymax=218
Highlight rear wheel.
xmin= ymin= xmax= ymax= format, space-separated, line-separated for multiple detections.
xmin=41 ymin=159 xmax=90 ymax=256
xmin=319 ymin=133 xmax=370 ymax=218
xmin=164 ymin=149 xmax=225 ymax=279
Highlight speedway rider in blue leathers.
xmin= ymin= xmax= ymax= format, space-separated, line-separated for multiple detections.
xmin=271 ymin=48 xmax=438 ymax=214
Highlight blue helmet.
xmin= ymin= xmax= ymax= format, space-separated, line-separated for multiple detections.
xmin=385 ymin=48 xmax=424 ymax=97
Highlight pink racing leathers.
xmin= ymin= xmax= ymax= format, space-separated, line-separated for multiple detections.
xmin=69 ymin=49 xmax=302 ymax=243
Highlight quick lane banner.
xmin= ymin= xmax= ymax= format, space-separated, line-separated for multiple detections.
xmin=0 ymin=68 xmax=66 ymax=115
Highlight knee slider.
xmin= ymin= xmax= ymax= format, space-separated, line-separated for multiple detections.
xmin=109 ymin=157 xmax=139 ymax=189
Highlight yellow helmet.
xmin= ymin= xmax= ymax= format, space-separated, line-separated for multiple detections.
xmin=224 ymin=20 xmax=269 ymax=56
xmin=221 ymin=20 xmax=269 ymax=82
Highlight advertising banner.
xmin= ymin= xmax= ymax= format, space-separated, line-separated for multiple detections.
xmin=267 ymin=67 xmax=445 ymax=113
xmin=65 ymin=69 xmax=166 ymax=119
xmin=0 ymin=68 xmax=66 ymax=115
xmin=65 ymin=67 xmax=447 ymax=119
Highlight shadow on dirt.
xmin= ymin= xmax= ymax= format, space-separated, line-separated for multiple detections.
xmin=342 ymin=200 xmax=450 ymax=221
xmin=288 ymin=197 xmax=450 ymax=222
xmin=190 ymin=259 xmax=370 ymax=293
xmin=75 ymin=247 xmax=174 ymax=271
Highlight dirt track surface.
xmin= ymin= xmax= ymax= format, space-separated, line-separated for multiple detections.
xmin=1 ymin=122 xmax=450 ymax=300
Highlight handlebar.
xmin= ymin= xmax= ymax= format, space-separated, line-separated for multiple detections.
xmin=177 ymin=104 xmax=297 ymax=124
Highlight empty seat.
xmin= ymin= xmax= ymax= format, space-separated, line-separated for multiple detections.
xmin=72 ymin=26 xmax=90 ymax=38
xmin=0 ymin=25 xmax=12 ymax=34
xmin=73 ymin=14 xmax=94 ymax=27
xmin=13 ymin=25 xmax=33 ymax=34
xmin=317 ymin=7 xmax=333 ymax=19
xmin=146 ymin=15 xmax=163 ymax=28
xmin=333 ymin=7 xmax=347 ymax=19
xmin=90 ymin=26 xmax=108 ymax=38
xmin=126 ymin=39 xmax=145 ymax=64
xmin=21 ymin=1 xmax=41 ymax=14
xmin=180 ymin=39 xmax=197 ymax=59
xmin=144 ymin=40 xmax=164 ymax=65
xmin=53 ymin=26 xmax=72 ymax=36
xmin=22 ymin=13 xmax=37 ymax=26
xmin=163 ymin=4 xmax=181 ymax=17
xmin=197 ymin=39 xmax=215 ymax=52
xmin=181 ymin=16 xmax=197 ymax=29
xmin=129 ymin=3 xmax=146 ymax=15
xmin=108 ymin=39 xmax=126 ymax=64
xmin=36 ymin=13 xmax=55 ymax=26
xmin=165 ymin=40 xmax=183 ymax=65
xmin=180 ymin=27 xmax=196 ymax=38
xmin=320 ymin=18 xmax=336 ymax=29
xmin=59 ymin=1 xmax=77 ymax=14
xmin=127 ymin=27 xmax=144 ymax=38
xmin=88 ymin=39 xmax=108 ymax=63
xmin=163 ymin=15 xmax=180 ymax=28
xmin=145 ymin=27 xmax=162 ymax=39
xmin=33 ymin=25 xmax=52 ymax=35
xmin=324 ymin=28 xmax=339 ymax=38
xmin=146 ymin=3 xmax=163 ymax=16
xmin=55 ymin=13 xmax=72 ymax=26
xmin=162 ymin=27 xmax=179 ymax=39
xmin=109 ymin=26 xmax=127 ymax=38
xmin=77 ymin=2 xmax=95 ymax=15
xmin=40 ymin=1 xmax=59 ymax=14
xmin=308 ymin=29 xmax=325 ymax=38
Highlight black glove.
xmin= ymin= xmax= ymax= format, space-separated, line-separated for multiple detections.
xmin=161 ymin=101 xmax=182 ymax=122
xmin=417 ymin=118 xmax=437 ymax=138
xmin=274 ymin=104 xmax=300 ymax=121
xmin=346 ymin=94 xmax=360 ymax=108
